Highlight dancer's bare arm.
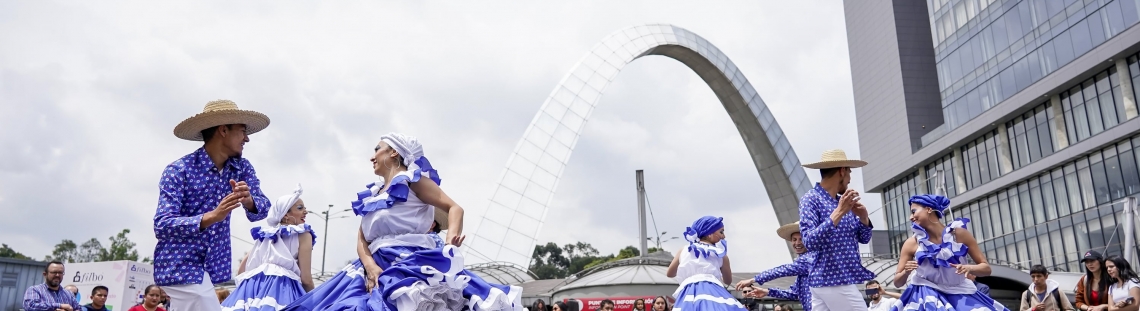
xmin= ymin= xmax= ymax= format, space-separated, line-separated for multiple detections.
xmin=720 ymin=255 xmax=733 ymax=285
xmin=410 ymin=178 xmax=466 ymax=246
xmin=298 ymin=232 xmax=315 ymax=292
xmin=952 ymin=228 xmax=991 ymax=277
xmin=666 ymin=249 xmax=681 ymax=278
xmin=893 ymin=237 xmax=918 ymax=288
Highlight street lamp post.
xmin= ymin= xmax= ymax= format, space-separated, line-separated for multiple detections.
xmin=309 ymin=204 xmax=353 ymax=276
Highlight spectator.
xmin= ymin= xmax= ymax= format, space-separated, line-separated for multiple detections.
xmin=967 ymin=273 xmax=991 ymax=296
xmin=532 ymin=299 xmax=547 ymax=311
xmin=553 ymin=301 xmax=569 ymax=311
xmin=866 ymin=280 xmax=899 ymax=311
xmin=1020 ymin=265 xmax=1074 ymax=311
xmin=128 ymin=285 xmax=167 ymax=311
xmin=1077 ymin=250 xmax=1111 ymax=311
xmin=773 ymin=303 xmax=794 ymax=311
xmin=214 ymin=288 xmax=230 ymax=303
xmin=632 ymin=298 xmax=646 ymax=311
xmin=65 ymin=285 xmax=80 ymax=302
xmin=651 ymin=296 xmax=669 ymax=311
xmin=85 ymin=285 xmax=110 ymax=311
xmin=22 ymin=260 xmax=79 ymax=311
xmin=598 ymin=299 xmax=615 ymax=311
xmin=1106 ymin=256 xmax=1140 ymax=311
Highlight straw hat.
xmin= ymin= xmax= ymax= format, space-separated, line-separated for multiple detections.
xmin=434 ymin=206 xmax=449 ymax=230
xmin=173 ymin=100 xmax=271 ymax=141
xmin=801 ymin=149 xmax=868 ymax=169
xmin=777 ymin=222 xmax=800 ymax=241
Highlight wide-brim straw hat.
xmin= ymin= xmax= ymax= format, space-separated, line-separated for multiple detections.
xmin=801 ymin=149 xmax=868 ymax=169
xmin=777 ymin=222 xmax=800 ymax=241
xmin=174 ymin=99 xmax=271 ymax=141
xmin=434 ymin=206 xmax=449 ymax=230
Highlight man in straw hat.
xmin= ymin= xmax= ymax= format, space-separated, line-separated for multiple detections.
xmin=734 ymin=221 xmax=815 ymax=310
xmin=153 ymin=99 xmax=272 ymax=311
xmin=796 ymin=149 xmax=875 ymax=311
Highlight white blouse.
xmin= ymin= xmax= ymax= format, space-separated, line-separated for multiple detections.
xmin=1110 ymin=280 xmax=1139 ymax=304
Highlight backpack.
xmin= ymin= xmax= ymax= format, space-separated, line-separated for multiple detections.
xmin=1023 ymin=288 xmax=1063 ymax=309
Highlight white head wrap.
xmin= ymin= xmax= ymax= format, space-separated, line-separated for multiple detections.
xmin=380 ymin=133 xmax=424 ymax=167
xmin=268 ymin=184 xmax=303 ymax=227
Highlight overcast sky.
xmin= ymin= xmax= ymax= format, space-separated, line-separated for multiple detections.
xmin=0 ymin=1 xmax=887 ymax=274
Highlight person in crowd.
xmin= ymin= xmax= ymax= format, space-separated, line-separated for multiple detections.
xmin=667 ymin=216 xmax=747 ymax=311
xmin=651 ymin=296 xmax=669 ymax=311
xmin=1077 ymin=251 xmax=1112 ymax=311
xmin=773 ymin=304 xmax=794 ymax=311
xmin=214 ymin=287 xmax=230 ymax=300
xmin=85 ymin=285 xmax=110 ymax=311
xmin=890 ymin=194 xmax=1007 ymax=310
xmin=632 ymin=298 xmax=646 ymax=311
xmin=1020 ymin=265 xmax=1074 ymax=311
xmin=553 ymin=301 xmax=570 ymax=311
xmin=154 ymin=99 xmax=272 ymax=311
xmin=797 ymin=149 xmax=875 ymax=310
xmin=866 ymin=280 xmax=900 ymax=311
xmin=532 ymin=299 xmax=547 ymax=311
xmin=597 ymin=299 xmax=615 ymax=311
xmin=65 ymin=285 xmax=80 ymax=302
xmin=221 ymin=184 xmax=315 ymax=311
xmin=429 ymin=208 xmax=448 ymax=249
xmin=281 ymin=133 xmax=522 ymax=311
xmin=160 ymin=290 xmax=170 ymax=310
xmin=968 ymin=273 xmax=991 ymax=296
xmin=23 ymin=261 xmax=80 ymax=311
xmin=128 ymin=285 xmax=167 ymax=311
xmin=734 ymin=221 xmax=813 ymax=310
xmin=1106 ymin=256 xmax=1140 ymax=311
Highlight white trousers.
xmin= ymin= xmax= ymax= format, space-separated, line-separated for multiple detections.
xmin=810 ymin=284 xmax=867 ymax=311
xmin=163 ymin=274 xmax=222 ymax=311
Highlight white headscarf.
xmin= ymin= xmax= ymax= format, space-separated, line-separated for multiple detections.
xmin=268 ymin=184 xmax=303 ymax=227
xmin=380 ymin=133 xmax=423 ymax=167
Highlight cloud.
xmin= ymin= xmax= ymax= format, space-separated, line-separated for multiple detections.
xmin=0 ymin=0 xmax=882 ymax=275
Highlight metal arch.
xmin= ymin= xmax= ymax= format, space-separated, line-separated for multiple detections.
xmin=468 ymin=24 xmax=813 ymax=268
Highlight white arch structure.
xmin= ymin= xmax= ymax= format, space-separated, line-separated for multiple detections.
xmin=469 ymin=24 xmax=812 ymax=267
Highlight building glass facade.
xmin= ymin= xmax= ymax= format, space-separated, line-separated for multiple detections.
xmin=879 ymin=50 xmax=1140 ymax=270
xmin=931 ymin=0 xmax=1140 ymax=129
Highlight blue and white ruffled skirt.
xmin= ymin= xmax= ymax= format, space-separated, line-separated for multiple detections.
xmin=281 ymin=244 xmax=522 ymax=311
xmin=889 ymin=284 xmax=1008 ymax=311
xmin=221 ymin=273 xmax=305 ymax=311
xmin=672 ymin=274 xmax=747 ymax=311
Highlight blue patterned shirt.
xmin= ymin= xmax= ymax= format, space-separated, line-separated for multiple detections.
xmin=754 ymin=252 xmax=814 ymax=311
xmin=23 ymin=283 xmax=80 ymax=311
xmin=799 ymin=183 xmax=874 ymax=288
xmin=153 ymin=148 xmax=270 ymax=286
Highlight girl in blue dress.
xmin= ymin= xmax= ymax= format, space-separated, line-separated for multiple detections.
xmin=282 ymin=133 xmax=522 ymax=311
xmin=222 ymin=185 xmax=316 ymax=311
xmin=666 ymin=216 xmax=748 ymax=311
xmin=890 ymin=194 xmax=1008 ymax=311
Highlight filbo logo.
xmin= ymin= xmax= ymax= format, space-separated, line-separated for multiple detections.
xmin=72 ymin=271 xmax=104 ymax=283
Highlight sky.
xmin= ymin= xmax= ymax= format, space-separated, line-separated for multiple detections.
xmin=0 ymin=1 xmax=887 ymax=275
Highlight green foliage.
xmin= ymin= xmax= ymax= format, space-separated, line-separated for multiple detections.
xmin=0 ymin=244 xmax=31 ymax=260
xmin=43 ymin=229 xmax=143 ymax=263
xmin=529 ymin=242 xmax=664 ymax=280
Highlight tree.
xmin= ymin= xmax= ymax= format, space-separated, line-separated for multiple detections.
xmin=99 ymin=229 xmax=140 ymax=261
xmin=44 ymin=240 xmax=78 ymax=262
xmin=529 ymin=242 xmax=569 ymax=279
xmin=76 ymin=238 xmax=104 ymax=263
xmin=0 ymin=244 xmax=31 ymax=260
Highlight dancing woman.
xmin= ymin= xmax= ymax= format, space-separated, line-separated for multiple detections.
xmin=222 ymin=185 xmax=315 ymax=311
xmin=666 ymin=216 xmax=748 ymax=311
xmin=890 ymin=194 xmax=1007 ymax=311
xmin=282 ymin=133 xmax=521 ymax=311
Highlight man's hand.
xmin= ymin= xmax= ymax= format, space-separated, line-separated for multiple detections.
xmin=734 ymin=279 xmax=755 ymax=290
xmin=58 ymin=304 xmax=74 ymax=311
xmin=853 ymin=202 xmax=870 ymax=225
xmin=201 ymin=193 xmax=243 ymax=230
xmin=831 ymin=189 xmax=859 ymax=225
xmin=230 ymin=180 xmax=256 ymax=212
xmin=744 ymin=287 xmax=768 ymax=298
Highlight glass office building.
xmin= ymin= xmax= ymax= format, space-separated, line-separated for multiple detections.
xmin=846 ymin=0 xmax=1140 ymax=272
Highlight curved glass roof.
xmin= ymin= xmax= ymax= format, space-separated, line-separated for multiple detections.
xmin=467 ymin=261 xmax=538 ymax=285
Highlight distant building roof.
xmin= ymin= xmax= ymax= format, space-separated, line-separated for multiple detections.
xmin=467 ymin=261 xmax=537 ymax=285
